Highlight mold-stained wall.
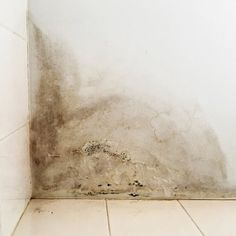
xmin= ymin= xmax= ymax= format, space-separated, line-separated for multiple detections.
xmin=29 ymin=0 xmax=236 ymax=199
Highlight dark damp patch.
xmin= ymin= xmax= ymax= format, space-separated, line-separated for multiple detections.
xmin=30 ymin=25 xmax=66 ymax=166
xmin=129 ymin=180 xmax=143 ymax=187
xmin=82 ymin=141 xmax=131 ymax=162
xmin=29 ymin=22 xmax=229 ymax=200
xmin=29 ymin=22 xmax=79 ymax=194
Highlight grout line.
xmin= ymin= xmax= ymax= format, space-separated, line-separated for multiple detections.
xmin=0 ymin=123 xmax=27 ymax=142
xmin=30 ymin=196 xmax=236 ymax=200
xmin=178 ymin=200 xmax=205 ymax=236
xmin=0 ymin=23 xmax=26 ymax=41
xmin=105 ymin=200 xmax=112 ymax=236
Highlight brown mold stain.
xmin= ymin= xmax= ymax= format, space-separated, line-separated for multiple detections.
xmin=29 ymin=23 xmax=79 ymax=189
xmin=29 ymin=23 xmax=230 ymax=199
xmin=30 ymin=37 xmax=65 ymax=167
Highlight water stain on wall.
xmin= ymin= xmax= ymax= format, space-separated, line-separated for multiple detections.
xmin=29 ymin=23 xmax=231 ymax=199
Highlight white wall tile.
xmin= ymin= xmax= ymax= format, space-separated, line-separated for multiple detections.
xmin=0 ymin=28 xmax=28 ymax=139
xmin=0 ymin=1 xmax=29 ymax=235
xmin=0 ymin=125 xmax=31 ymax=199
xmin=0 ymin=0 xmax=27 ymax=38
xmin=0 ymin=125 xmax=31 ymax=236
xmin=1 ymin=199 xmax=29 ymax=236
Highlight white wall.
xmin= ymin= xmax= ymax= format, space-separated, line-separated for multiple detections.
xmin=29 ymin=0 xmax=236 ymax=197
xmin=0 ymin=0 xmax=31 ymax=235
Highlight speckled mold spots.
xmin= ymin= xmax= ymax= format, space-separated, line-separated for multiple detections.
xmin=29 ymin=22 xmax=231 ymax=199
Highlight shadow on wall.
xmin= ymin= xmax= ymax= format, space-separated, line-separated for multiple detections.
xmin=29 ymin=22 xmax=230 ymax=199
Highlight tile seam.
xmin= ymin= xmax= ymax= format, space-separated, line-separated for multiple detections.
xmin=178 ymin=200 xmax=205 ymax=236
xmin=105 ymin=200 xmax=112 ymax=236
xmin=0 ymin=23 xmax=25 ymax=41
xmin=0 ymin=123 xmax=27 ymax=142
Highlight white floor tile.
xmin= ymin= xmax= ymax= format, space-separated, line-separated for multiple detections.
xmin=107 ymin=200 xmax=201 ymax=236
xmin=13 ymin=200 xmax=109 ymax=236
xmin=0 ymin=125 xmax=31 ymax=236
xmin=180 ymin=200 xmax=236 ymax=236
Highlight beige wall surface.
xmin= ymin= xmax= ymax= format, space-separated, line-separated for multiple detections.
xmin=29 ymin=0 xmax=236 ymax=199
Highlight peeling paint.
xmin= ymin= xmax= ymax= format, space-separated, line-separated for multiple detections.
xmin=29 ymin=23 xmax=233 ymax=199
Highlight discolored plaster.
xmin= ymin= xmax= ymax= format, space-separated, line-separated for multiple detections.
xmin=29 ymin=23 xmax=233 ymax=199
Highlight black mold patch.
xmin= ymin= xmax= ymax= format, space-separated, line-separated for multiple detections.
xmin=29 ymin=23 xmax=230 ymax=199
xmin=129 ymin=193 xmax=139 ymax=197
